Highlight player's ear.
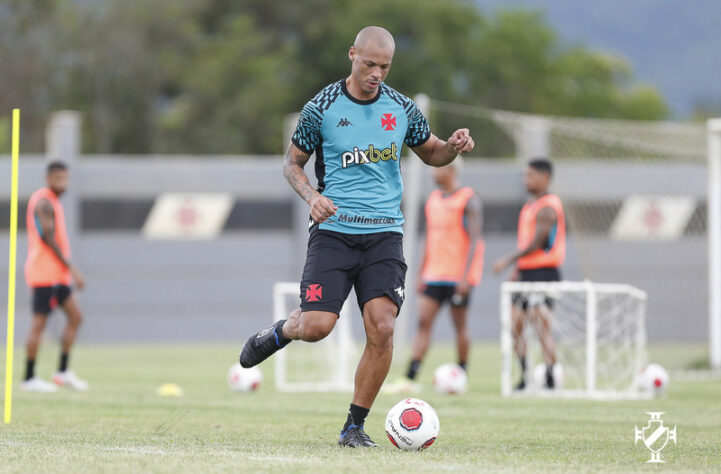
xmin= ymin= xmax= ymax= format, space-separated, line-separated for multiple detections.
xmin=349 ymin=46 xmax=356 ymax=63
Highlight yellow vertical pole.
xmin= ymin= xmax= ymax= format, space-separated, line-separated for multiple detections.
xmin=4 ymin=109 xmax=20 ymax=424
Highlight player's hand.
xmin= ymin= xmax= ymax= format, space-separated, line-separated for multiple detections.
xmin=447 ymin=129 xmax=474 ymax=154
xmin=493 ymin=257 xmax=511 ymax=275
xmin=71 ymin=266 xmax=86 ymax=290
xmin=454 ymin=280 xmax=470 ymax=298
xmin=308 ymin=193 xmax=337 ymax=224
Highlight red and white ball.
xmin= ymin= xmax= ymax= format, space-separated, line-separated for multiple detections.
xmin=433 ymin=363 xmax=468 ymax=395
xmin=385 ymin=398 xmax=440 ymax=451
xmin=638 ymin=363 xmax=668 ymax=395
xmin=226 ymin=363 xmax=262 ymax=392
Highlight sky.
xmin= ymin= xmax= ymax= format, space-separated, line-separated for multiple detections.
xmin=475 ymin=0 xmax=721 ymax=117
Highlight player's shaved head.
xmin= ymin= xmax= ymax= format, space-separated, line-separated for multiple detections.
xmin=347 ymin=26 xmax=395 ymax=100
xmin=353 ymin=26 xmax=395 ymax=53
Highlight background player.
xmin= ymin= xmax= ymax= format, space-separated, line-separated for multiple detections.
xmin=387 ymin=158 xmax=484 ymax=393
xmin=22 ymin=161 xmax=88 ymax=392
xmin=239 ymin=26 xmax=474 ymax=447
xmin=493 ymin=158 xmax=565 ymax=390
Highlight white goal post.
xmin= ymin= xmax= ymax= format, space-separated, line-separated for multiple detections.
xmin=500 ymin=281 xmax=649 ymax=400
xmin=708 ymin=118 xmax=721 ymax=369
xmin=272 ymin=282 xmax=355 ymax=392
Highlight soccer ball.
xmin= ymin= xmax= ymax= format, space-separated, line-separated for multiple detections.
xmin=226 ymin=363 xmax=262 ymax=392
xmin=385 ymin=398 xmax=440 ymax=451
xmin=432 ymin=363 xmax=468 ymax=394
xmin=638 ymin=363 xmax=668 ymax=395
xmin=532 ymin=363 xmax=565 ymax=389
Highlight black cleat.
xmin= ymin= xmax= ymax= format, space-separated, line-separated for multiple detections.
xmin=239 ymin=320 xmax=290 ymax=368
xmin=338 ymin=424 xmax=378 ymax=448
xmin=514 ymin=378 xmax=526 ymax=391
xmin=545 ymin=369 xmax=555 ymax=389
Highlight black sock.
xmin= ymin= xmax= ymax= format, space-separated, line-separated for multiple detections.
xmin=406 ymin=359 xmax=421 ymax=380
xmin=59 ymin=352 xmax=69 ymax=372
xmin=274 ymin=320 xmax=291 ymax=346
xmin=520 ymin=356 xmax=527 ymax=380
xmin=546 ymin=363 xmax=555 ymax=388
xmin=25 ymin=359 xmax=35 ymax=381
xmin=458 ymin=361 xmax=467 ymax=372
xmin=343 ymin=404 xmax=370 ymax=432
xmin=546 ymin=363 xmax=554 ymax=380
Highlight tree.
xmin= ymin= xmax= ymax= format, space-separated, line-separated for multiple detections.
xmin=0 ymin=0 xmax=669 ymax=155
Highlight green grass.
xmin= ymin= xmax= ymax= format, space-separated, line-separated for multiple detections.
xmin=0 ymin=342 xmax=719 ymax=473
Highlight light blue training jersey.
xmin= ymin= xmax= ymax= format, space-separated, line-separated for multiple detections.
xmin=291 ymin=79 xmax=431 ymax=234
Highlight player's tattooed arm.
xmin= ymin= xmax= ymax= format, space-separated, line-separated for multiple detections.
xmin=493 ymin=207 xmax=557 ymax=274
xmin=36 ymin=199 xmax=69 ymax=268
xmin=412 ymin=129 xmax=474 ymax=167
xmin=36 ymin=199 xmax=85 ymax=288
xmin=283 ymin=142 xmax=337 ymax=223
xmin=457 ymin=194 xmax=483 ymax=296
xmin=283 ymin=143 xmax=315 ymax=202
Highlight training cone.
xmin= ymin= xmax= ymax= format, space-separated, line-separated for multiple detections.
xmin=156 ymin=383 xmax=184 ymax=397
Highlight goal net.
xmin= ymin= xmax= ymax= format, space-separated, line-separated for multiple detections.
xmin=500 ymin=281 xmax=648 ymax=399
xmin=272 ymin=282 xmax=356 ymax=392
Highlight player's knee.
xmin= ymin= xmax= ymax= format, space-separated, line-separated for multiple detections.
xmin=417 ymin=315 xmax=433 ymax=332
xmin=369 ymin=318 xmax=394 ymax=348
xmin=288 ymin=308 xmax=301 ymax=323
xmin=298 ymin=318 xmax=332 ymax=342
xmin=71 ymin=312 xmax=83 ymax=328
xmin=512 ymin=318 xmax=524 ymax=335
xmin=30 ymin=319 xmax=46 ymax=335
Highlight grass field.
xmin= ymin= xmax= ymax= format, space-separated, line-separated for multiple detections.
xmin=0 ymin=342 xmax=719 ymax=473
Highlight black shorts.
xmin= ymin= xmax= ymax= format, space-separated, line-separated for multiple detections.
xmin=300 ymin=228 xmax=407 ymax=315
xmin=513 ymin=267 xmax=561 ymax=310
xmin=32 ymin=285 xmax=72 ymax=315
xmin=422 ymin=284 xmax=472 ymax=308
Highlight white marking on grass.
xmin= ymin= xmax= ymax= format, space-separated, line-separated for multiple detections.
xmin=247 ymin=455 xmax=306 ymax=462
xmin=101 ymin=446 xmax=169 ymax=455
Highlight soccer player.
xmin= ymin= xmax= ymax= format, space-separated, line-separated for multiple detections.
xmin=239 ymin=26 xmax=474 ymax=447
xmin=21 ymin=161 xmax=88 ymax=392
xmin=386 ymin=158 xmax=484 ymax=393
xmin=493 ymin=158 xmax=565 ymax=390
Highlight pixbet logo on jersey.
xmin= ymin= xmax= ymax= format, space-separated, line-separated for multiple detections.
xmin=341 ymin=143 xmax=398 ymax=168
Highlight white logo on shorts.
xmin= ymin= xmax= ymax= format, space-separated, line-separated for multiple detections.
xmin=395 ymin=286 xmax=404 ymax=300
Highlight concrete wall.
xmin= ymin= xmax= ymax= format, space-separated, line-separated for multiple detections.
xmin=0 ymin=155 xmax=709 ymax=343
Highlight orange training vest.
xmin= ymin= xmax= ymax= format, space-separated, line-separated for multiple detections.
xmin=421 ymin=187 xmax=485 ymax=286
xmin=25 ymin=188 xmax=72 ymax=287
xmin=516 ymin=193 xmax=565 ymax=270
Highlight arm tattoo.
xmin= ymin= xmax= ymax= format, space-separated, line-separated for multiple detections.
xmin=37 ymin=199 xmax=71 ymax=269
xmin=283 ymin=145 xmax=316 ymax=203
